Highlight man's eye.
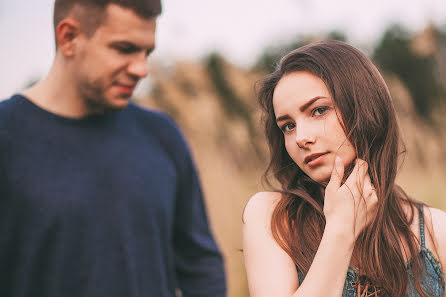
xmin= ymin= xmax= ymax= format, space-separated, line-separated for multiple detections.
xmin=313 ymin=106 xmax=329 ymax=116
xmin=118 ymin=47 xmax=132 ymax=53
xmin=281 ymin=123 xmax=295 ymax=132
xmin=114 ymin=46 xmax=137 ymax=54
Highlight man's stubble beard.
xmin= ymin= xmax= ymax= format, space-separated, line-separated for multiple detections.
xmin=78 ymin=77 xmax=129 ymax=115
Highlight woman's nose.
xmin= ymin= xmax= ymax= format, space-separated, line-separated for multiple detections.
xmin=295 ymin=124 xmax=316 ymax=148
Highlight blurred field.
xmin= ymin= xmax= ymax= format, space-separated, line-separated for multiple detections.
xmin=135 ymin=27 xmax=446 ymax=297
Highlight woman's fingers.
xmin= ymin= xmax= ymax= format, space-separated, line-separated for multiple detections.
xmin=363 ymin=174 xmax=374 ymax=199
xmin=363 ymin=173 xmax=378 ymax=217
xmin=344 ymin=159 xmax=368 ymax=195
xmin=324 ymin=157 xmax=378 ymax=239
xmin=326 ymin=156 xmax=344 ymax=195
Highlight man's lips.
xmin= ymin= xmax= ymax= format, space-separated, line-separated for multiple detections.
xmin=114 ymin=84 xmax=135 ymax=95
xmin=304 ymin=152 xmax=329 ymax=166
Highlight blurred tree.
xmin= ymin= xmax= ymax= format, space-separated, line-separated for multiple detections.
xmin=373 ymin=25 xmax=444 ymax=120
xmin=435 ymin=27 xmax=446 ymax=105
xmin=254 ymin=31 xmax=347 ymax=73
xmin=205 ymin=52 xmax=263 ymax=158
xmin=149 ymin=84 xmax=179 ymax=119
xmin=206 ymin=52 xmax=252 ymax=121
xmin=23 ymin=77 xmax=40 ymax=90
xmin=327 ymin=30 xmax=347 ymax=42
xmin=254 ymin=38 xmax=305 ymax=73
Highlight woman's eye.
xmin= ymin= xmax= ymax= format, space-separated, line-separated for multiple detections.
xmin=281 ymin=123 xmax=295 ymax=132
xmin=313 ymin=106 xmax=329 ymax=116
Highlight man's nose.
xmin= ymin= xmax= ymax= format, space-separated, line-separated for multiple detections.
xmin=127 ymin=55 xmax=148 ymax=78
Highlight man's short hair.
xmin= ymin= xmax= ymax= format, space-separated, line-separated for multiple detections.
xmin=54 ymin=0 xmax=162 ymax=37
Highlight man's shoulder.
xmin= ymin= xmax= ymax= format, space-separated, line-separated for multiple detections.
xmin=0 ymin=95 xmax=19 ymax=112
xmin=127 ymin=102 xmax=188 ymax=149
xmin=128 ymin=102 xmax=178 ymax=131
xmin=0 ymin=95 xmax=21 ymax=127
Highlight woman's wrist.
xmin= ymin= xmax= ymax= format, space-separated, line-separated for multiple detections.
xmin=323 ymin=221 xmax=356 ymax=251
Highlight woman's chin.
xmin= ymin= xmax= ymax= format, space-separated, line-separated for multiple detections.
xmin=306 ymin=170 xmax=331 ymax=185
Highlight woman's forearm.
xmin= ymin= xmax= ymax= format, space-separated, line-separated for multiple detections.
xmin=291 ymin=223 xmax=355 ymax=297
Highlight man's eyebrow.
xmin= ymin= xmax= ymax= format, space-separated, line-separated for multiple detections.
xmin=110 ymin=41 xmax=136 ymax=47
xmin=145 ymin=46 xmax=155 ymax=56
xmin=275 ymin=96 xmax=328 ymax=122
xmin=110 ymin=41 xmax=155 ymax=54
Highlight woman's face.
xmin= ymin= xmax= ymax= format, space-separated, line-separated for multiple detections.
xmin=273 ymin=71 xmax=356 ymax=183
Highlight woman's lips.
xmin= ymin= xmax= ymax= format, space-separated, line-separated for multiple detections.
xmin=306 ymin=153 xmax=329 ymax=167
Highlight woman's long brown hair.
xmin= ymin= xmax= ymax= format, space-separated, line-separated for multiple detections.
xmin=258 ymin=40 xmax=440 ymax=296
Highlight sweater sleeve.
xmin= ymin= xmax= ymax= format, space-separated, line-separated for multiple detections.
xmin=159 ymin=127 xmax=225 ymax=297
xmin=173 ymin=138 xmax=226 ymax=297
xmin=135 ymin=107 xmax=226 ymax=297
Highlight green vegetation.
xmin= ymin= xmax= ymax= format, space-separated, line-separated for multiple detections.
xmin=373 ymin=25 xmax=445 ymax=120
xmin=205 ymin=52 xmax=252 ymax=121
xmin=254 ymin=31 xmax=346 ymax=73
xmin=205 ymin=52 xmax=264 ymax=158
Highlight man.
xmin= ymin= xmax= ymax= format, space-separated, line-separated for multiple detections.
xmin=0 ymin=1 xmax=226 ymax=296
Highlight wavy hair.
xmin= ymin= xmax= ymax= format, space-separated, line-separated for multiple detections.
xmin=258 ymin=40 xmax=438 ymax=296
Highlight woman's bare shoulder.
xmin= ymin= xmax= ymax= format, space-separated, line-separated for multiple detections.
xmin=242 ymin=191 xmax=300 ymax=296
xmin=423 ymin=206 xmax=446 ymax=275
xmin=426 ymin=206 xmax=446 ymax=246
xmin=426 ymin=205 xmax=446 ymax=220
xmin=243 ymin=191 xmax=282 ymax=225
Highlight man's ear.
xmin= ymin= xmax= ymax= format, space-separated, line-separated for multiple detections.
xmin=56 ymin=18 xmax=81 ymax=57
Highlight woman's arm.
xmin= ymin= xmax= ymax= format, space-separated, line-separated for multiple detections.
xmin=243 ymin=158 xmax=377 ymax=297
xmin=243 ymin=191 xmax=300 ymax=297
xmin=243 ymin=192 xmax=356 ymax=297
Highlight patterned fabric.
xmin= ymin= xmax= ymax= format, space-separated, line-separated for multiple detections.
xmin=298 ymin=205 xmax=445 ymax=296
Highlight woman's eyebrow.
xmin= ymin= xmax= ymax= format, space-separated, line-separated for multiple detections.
xmin=275 ymin=96 xmax=328 ymax=122
xmin=299 ymin=96 xmax=328 ymax=112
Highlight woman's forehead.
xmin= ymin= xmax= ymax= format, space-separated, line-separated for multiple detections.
xmin=273 ymin=72 xmax=332 ymax=115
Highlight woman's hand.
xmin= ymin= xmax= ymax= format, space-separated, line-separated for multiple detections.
xmin=323 ymin=157 xmax=378 ymax=240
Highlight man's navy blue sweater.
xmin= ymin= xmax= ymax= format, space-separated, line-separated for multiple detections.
xmin=0 ymin=95 xmax=226 ymax=297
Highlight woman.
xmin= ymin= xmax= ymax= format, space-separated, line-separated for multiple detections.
xmin=243 ymin=40 xmax=446 ymax=297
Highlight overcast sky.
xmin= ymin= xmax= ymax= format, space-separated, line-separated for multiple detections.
xmin=1 ymin=0 xmax=445 ymax=98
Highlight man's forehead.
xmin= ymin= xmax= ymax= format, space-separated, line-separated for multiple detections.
xmin=94 ymin=4 xmax=156 ymax=42
xmin=101 ymin=3 xmax=157 ymax=31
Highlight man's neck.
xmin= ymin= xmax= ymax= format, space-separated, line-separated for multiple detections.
xmin=22 ymin=60 xmax=91 ymax=119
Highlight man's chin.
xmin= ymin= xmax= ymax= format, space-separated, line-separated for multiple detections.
xmin=113 ymin=95 xmax=131 ymax=106
xmin=85 ymin=96 xmax=130 ymax=114
xmin=106 ymin=98 xmax=131 ymax=112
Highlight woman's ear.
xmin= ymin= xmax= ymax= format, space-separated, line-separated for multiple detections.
xmin=56 ymin=18 xmax=81 ymax=57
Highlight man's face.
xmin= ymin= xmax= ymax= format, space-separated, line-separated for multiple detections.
xmin=73 ymin=4 xmax=156 ymax=112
